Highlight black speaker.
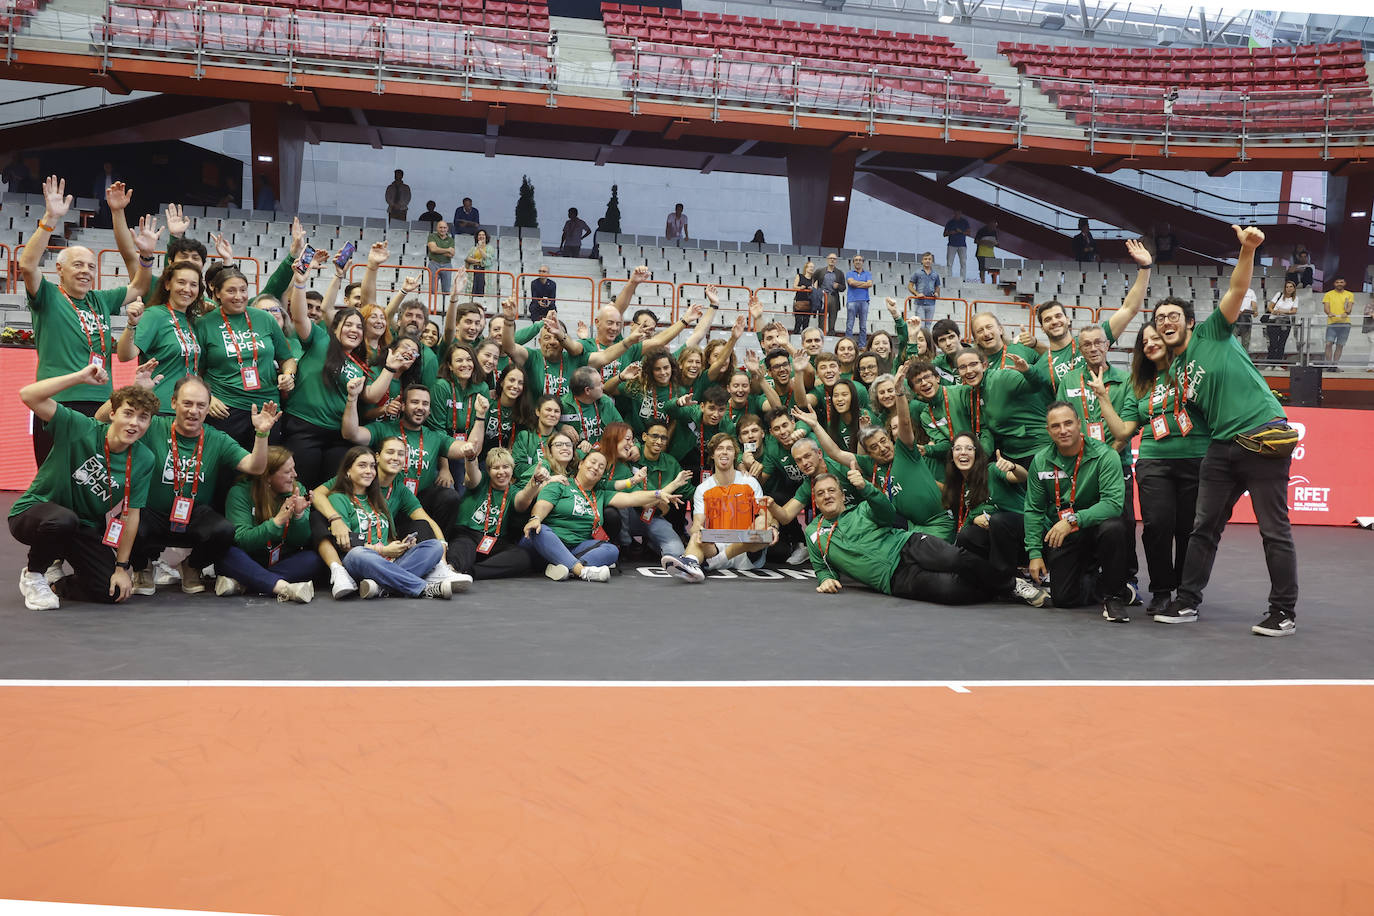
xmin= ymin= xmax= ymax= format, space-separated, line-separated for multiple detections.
xmin=1289 ymin=365 xmax=1323 ymax=407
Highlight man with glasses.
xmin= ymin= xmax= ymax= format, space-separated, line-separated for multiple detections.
xmin=1151 ymin=225 xmax=1298 ymax=637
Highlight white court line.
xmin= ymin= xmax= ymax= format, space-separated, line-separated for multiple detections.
xmin=0 ymin=679 xmax=1372 ymax=688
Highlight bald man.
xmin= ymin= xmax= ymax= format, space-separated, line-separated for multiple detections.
xmin=21 ymin=174 xmax=157 ymax=463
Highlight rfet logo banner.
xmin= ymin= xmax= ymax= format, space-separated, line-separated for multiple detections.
xmin=1228 ymin=407 xmax=1374 ymax=525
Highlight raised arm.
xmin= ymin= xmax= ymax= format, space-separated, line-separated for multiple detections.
xmin=610 ymin=265 xmax=651 ymax=315
xmin=21 ymin=176 xmax=73 ymax=297
xmin=385 ymin=274 xmax=421 ymax=327
xmin=1086 ymin=368 xmax=1136 ymax=444
xmin=793 ymin=404 xmax=855 ymax=465
xmin=22 ymin=365 xmax=108 ymax=424
xmin=498 ymin=297 xmax=529 ymax=366
xmin=1106 ymin=239 xmax=1154 ymax=340
xmin=892 ymin=388 xmax=916 ymax=449
xmin=587 ymin=325 xmax=645 ymax=370
xmin=361 ymin=240 xmax=387 ymax=308
xmin=290 ymin=249 xmax=314 ymax=341
xmin=340 ymin=377 xmax=372 ymax=444
xmin=107 ymin=182 xmax=139 ymax=279
xmin=122 ymin=214 xmax=160 ymax=307
xmin=1219 ymin=225 xmax=1265 ymax=325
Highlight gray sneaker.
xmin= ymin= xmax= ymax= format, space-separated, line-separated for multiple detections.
xmin=178 ymin=559 xmax=206 ymax=594
xmin=422 ymin=580 xmax=453 ymax=600
xmin=130 ymin=568 xmax=157 ymax=596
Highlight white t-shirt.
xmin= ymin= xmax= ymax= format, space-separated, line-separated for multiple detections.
xmin=1269 ymin=292 xmax=1300 ymax=316
xmin=665 ymin=211 xmax=688 ymax=240
xmin=1239 ymin=289 xmax=1256 ymax=314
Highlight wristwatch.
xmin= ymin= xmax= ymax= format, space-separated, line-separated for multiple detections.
xmin=1064 ymin=511 xmax=1079 ymax=528
xmin=115 ymin=561 xmax=131 ymax=570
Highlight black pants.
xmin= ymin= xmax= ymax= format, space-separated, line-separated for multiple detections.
xmin=8 ymin=503 xmax=120 ymax=603
xmin=1042 ymin=516 xmax=1131 ymax=608
xmin=209 ymin=406 xmax=284 ymax=451
xmin=33 ymin=399 xmax=102 ymax=466
xmin=1178 ymin=438 xmax=1297 ymax=616
xmin=449 ymin=528 xmax=534 ymax=579
xmin=888 ymin=532 xmax=999 ymax=605
xmin=767 ymin=517 xmax=805 ymax=563
xmin=1121 ymin=464 xmax=1139 ymax=584
xmin=131 ymin=504 xmax=236 ymax=572
xmin=792 ymin=298 xmax=812 ymax=335
xmin=955 ymin=511 xmax=1026 ymax=584
xmin=1134 ymin=456 xmax=1201 ymax=597
xmin=1266 ymin=321 xmax=1292 ymax=361
xmin=419 ymin=485 xmax=466 ymax=540
xmin=282 ymin=415 xmax=354 ymax=489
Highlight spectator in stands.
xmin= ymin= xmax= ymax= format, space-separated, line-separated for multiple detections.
xmin=907 ymin=252 xmax=942 ymax=324
xmin=1071 ymin=217 xmax=1099 ymax=263
xmin=751 ymin=230 xmax=766 ymax=244
xmin=560 ymin=207 xmax=592 ymax=257
xmin=1234 ymin=288 xmax=1257 ymax=352
xmin=465 ymin=229 xmax=493 ymax=298
xmin=975 ymin=222 xmax=999 ymax=283
xmin=815 ymin=253 xmax=846 ymax=335
xmin=1025 ymin=401 xmax=1131 ymax=620
xmin=21 ymin=175 xmax=157 ymax=464
xmin=11 ymin=365 xmax=158 ymax=611
xmin=943 ymin=209 xmax=971 ymax=281
xmin=385 ymin=169 xmax=411 ymax=222
xmin=453 ymin=197 xmax=481 ymax=234
xmin=1263 ymin=279 xmax=1300 ymax=363
xmin=792 ymin=260 xmax=817 ymax=335
xmin=665 ymin=203 xmax=689 ymax=241
xmin=418 ymin=201 xmax=444 ymax=229
xmin=529 ymin=265 xmax=557 ymax=321
xmin=427 ymin=221 xmax=456 ymax=294
xmin=1153 ymin=222 xmax=1178 ymax=263
xmin=1286 ymin=246 xmax=1314 ymax=288
xmin=254 ymin=174 xmax=276 ymax=211
xmin=1323 ymin=276 xmax=1355 ymax=369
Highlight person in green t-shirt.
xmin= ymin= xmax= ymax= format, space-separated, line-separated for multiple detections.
xmin=620 ymin=421 xmax=693 ymax=560
xmin=929 ymin=318 xmax=965 ymax=384
xmin=1023 ymin=402 xmax=1131 ymax=620
xmin=197 ymin=266 xmax=297 ymax=446
xmin=1091 ymin=322 xmax=1209 ymax=617
xmin=214 ymin=445 xmax=321 ymax=603
xmin=10 ymin=365 xmax=159 ymax=610
xmin=427 ymin=341 xmax=492 ymax=443
xmin=449 ymin=447 xmax=545 ymax=579
xmin=20 ymin=176 xmax=157 ymax=463
xmin=498 ymin=302 xmax=587 ymax=399
xmin=123 ymin=262 xmax=205 ymax=415
xmin=951 ymin=346 xmax=1050 ymax=468
xmin=1151 ymin=225 xmax=1297 ymax=637
xmin=520 ymin=448 xmax=687 ymax=582
xmin=968 ymin=311 xmax=1041 ymax=372
xmin=559 ymin=366 xmax=624 ymax=450
xmin=665 ymin=385 xmax=737 ymax=479
xmin=805 ymin=468 xmax=1007 ymax=604
xmin=426 ymin=221 xmax=457 ymax=294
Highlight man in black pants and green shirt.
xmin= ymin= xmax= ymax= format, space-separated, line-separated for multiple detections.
xmin=1153 ymin=225 xmax=1298 ymax=637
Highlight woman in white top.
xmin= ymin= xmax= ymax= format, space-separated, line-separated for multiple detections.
xmin=1265 ymin=279 xmax=1301 ymax=362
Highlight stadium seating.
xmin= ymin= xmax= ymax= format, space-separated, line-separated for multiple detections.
xmin=997 ymin=40 xmax=1374 ymax=135
xmin=601 ymin=3 xmax=1016 ymax=125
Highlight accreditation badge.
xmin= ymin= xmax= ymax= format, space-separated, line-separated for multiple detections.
xmin=1151 ymin=414 xmax=1170 ymax=440
xmin=476 ymin=535 xmax=496 ymax=555
xmin=241 ymin=366 xmax=261 ymax=390
xmin=1087 ymin=422 xmax=1104 ymax=441
xmin=1174 ymin=409 xmax=1193 ymax=436
xmin=268 ymin=544 xmax=281 ymax=566
xmin=102 ymin=517 xmax=124 ymax=547
xmin=403 ymin=477 xmax=418 ymax=494
xmin=640 ymin=507 xmax=655 ymax=523
xmin=591 ymin=525 xmax=609 ymax=542
xmin=170 ymin=496 xmax=194 ymax=531
xmin=90 ymin=353 xmax=106 ymax=370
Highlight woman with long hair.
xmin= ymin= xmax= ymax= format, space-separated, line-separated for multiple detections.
xmin=465 ymin=228 xmax=494 ymax=299
xmin=820 ymin=378 xmax=870 ymax=453
xmin=1090 ymin=322 xmax=1209 ymax=617
xmin=197 ymin=266 xmax=297 ymax=446
xmin=318 ymin=443 xmax=453 ymax=599
xmin=481 ymin=362 xmax=532 ymax=456
xmin=834 ymin=336 xmax=859 ymax=378
xmin=866 ymin=373 xmax=900 ymax=428
xmin=429 ymin=341 xmax=490 ymax=449
xmin=511 ymin=393 xmax=565 ymax=483
xmin=793 ymin=260 xmax=816 ymax=335
xmin=214 ymin=446 xmax=322 ymax=602
xmin=620 ymin=346 xmax=682 ymax=435
xmin=359 ymin=302 xmax=392 ymax=361
xmin=700 ymin=336 xmax=738 ymax=397
xmin=1264 ymin=278 xmax=1301 ymax=363
xmin=474 ymin=337 xmax=503 ymax=391
xmin=868 ymin=330 xmax=897 ymax=375
xmin=520 ymin=448 xmax=687 ymax=583
xmin=118 ymin=261 xmax=203 ymax=414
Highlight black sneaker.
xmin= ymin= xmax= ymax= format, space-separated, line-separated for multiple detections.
xmin=1120 ymin=582 xmax=1143 ymax=607
xmin=1252 ymin=610 xmax=1296 ymax=637
xmin=1146 ymin=592 xmax=1171 ymax=615
xmin=1102 ymin=597 xmax=1130 ymax=623
xmin=1153 ymin=597 xmax=1198 ymax=624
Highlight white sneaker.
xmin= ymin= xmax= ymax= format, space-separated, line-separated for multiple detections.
xmin=275 ymin=581 xmax=315 ymax=604
xmin=544 ymin=563 xmax=569 ymax=581
xmin=330 ymin=564 xmax=358 ymax=599
xmin=786 ymin=543 xmax=809 ymax=565
xmin=1012 ymin=576 xmax=1048 ymax=608
xmin=214 ymin=576 xmax=244 ymax=596
xmin=578 ymin=565 xmax=611 ymax=583
xmin=44 ymin=560 xmax=67 ymax=585
xmin=425 ymin=561 xmax=472 ymax=592
xmin=19 ymin=568 xmax=60 ymax=611
xmin=358 ymin=578 xmax=381 ymax=599
xmin=153 ymin=558 xmax=181 ymax=586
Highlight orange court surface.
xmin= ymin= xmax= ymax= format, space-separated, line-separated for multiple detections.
xmin=1 ymin=681 xmax=1371 ymax=915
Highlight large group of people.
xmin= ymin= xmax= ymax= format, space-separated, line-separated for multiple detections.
xmin=8 ymin=175 xmax=1302 ymax=637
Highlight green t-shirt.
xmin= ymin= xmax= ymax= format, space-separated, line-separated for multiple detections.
xmin=625 ymin=383 xmax=683 ymax=435
xmin=363 ymin=420 xmax=455 ymax=493
xmin=482 ymin=398 xmax=522 ymax=452
xmin=579 ymin=335 xmax=643 ymax=382
xmin=427 ymin=377 xmax=490 ymax=439
xmin=1023 ymin=436 xmax=1126 ymax=560
xmin=456 ymin=478 xmax=517 ymax=537
xmin=976 ymin=367 xmax=1053 ymax=460
xmin=287 ymin=321 xmax=371 ymax=430
xmin=633 ymin=450 xmax=683 ymax=495
xmin=1057 ymin=364 xmax=1134 ymax=472
xmin=524 ymin=346 xmax=585 ymax=399
xmin=880 ymin=441 xmax=954 ymax=540
xmin=804 ymin=485 xmax=910 ymax=593
xmin=982 ymin=342 xmax=1042 ymax=371
xmin=759 ymin=429 xmax=814 ymax=497
xmin=558 ymin=393 xmax=623 ymax=444
xmin=538 ymin=478 xmax=612 ymax=547
xmin=792 ymin=456 xmax=864 ymax=510
xmin=135 ymin=305 xmax=203 ymax=415
xmin=224 ymin=477 xmax=312 ymax=565
xmin=26 ymin=278 xmax=127 ymax=404
xmin=195 ymin=306 xmax=295 ymax=411
xmin=140 ymin=415 xmax=249 ymax=514
xmin=1171 ymin=309 xmax=1285 ymax=441
xmin=511 ymin=428 xmax=552 ymax=484
xmin=1036 ymin=320 xmax=1118 ymax=389
xmin=1120 ymin=381 xmax=1211 ymax=460
xmin=327 ymin=491 xmax=392 ymax=544
xmin=383 ymin=477 xmax=423 ymax=523
xmin=9 ymin=405 xmax=155 ymax=527
xmin=665 ymin=402 xmax=737 ymax=469
xmin=427 ymin=233 xmax=455 ymax=266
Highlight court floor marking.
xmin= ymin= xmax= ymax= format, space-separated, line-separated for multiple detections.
xmin=1 ymin=678 xmax=1371 ymax=689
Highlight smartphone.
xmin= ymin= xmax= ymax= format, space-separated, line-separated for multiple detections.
xmin=295 ymin=245 xmax=316 ymax=273
xmin=334 ymin=240 xmax=356 ymax=269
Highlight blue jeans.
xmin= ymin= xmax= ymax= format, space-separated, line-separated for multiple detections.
xmin=915 ymin=298 xmax=936 ymax=323
xmin=343 ymin=539 xmax=444 ymax=596
xmin=434 ymin=265 xmax=453 ymax=295
xmin=216 ymin=546 xmax=325 ymax=596
xmin=520 ymin=525 xmax=619 ymax=569
xmin=627 ymin=510 xmax=685 ymax=557
xmin=845 ymin=297 xmax=869 ymax=347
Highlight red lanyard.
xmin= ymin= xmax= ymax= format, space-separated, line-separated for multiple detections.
xmin=545 ymin=353 xmax=565 ymax=394
xmin=490 ymin=401 xmax=509 ymax=448
xmin=823 ymin=386 xmax=834 ymax=425
xmin=1048 ymin=340 xmax=1078 ymax=383
xmin=351 ymin=495 xmax=381 ymax=544
xmin=481 ymin=484 xmax=510 ymax=536
xmin=698 ymin=422 xmax=707 ymax=478
xmin=220 ymin=307 xmax=259 ymax=372
xmin=651 ymin=384 xmax=674 ymax=420
xmin=1078 ymin=373 xmax=1099 ymax=422
xmin=971 ymin=387 xmax=983 ymax=437
xmin=956 ymin=486 xmax=970 ymax=530
xmin=817 ymin=518 xmax=838 ymax=561
xmin=103 ymin=438 xmax=132 ymax=518
xmin=59 ymin=286 xmax=107 ymax=359
xmin=169 ymin=429 xmax=205 ymax=501
xmin=1052 ymin=441 xmax=1085 ymax=513
xmin=574 ymin=399 xmax=601 ymax=441
xmin=405 ymin=427 xmax=424 ymax=480
xmin=167 ymin=309 xmax=199 ymax=374
xmin=871 ymin=462 xmax=891 ymax=495
xmin=573 ymin=479 xmax=601 ymax=530
xmin=347 ymin=351 xmax=371 ymax=379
